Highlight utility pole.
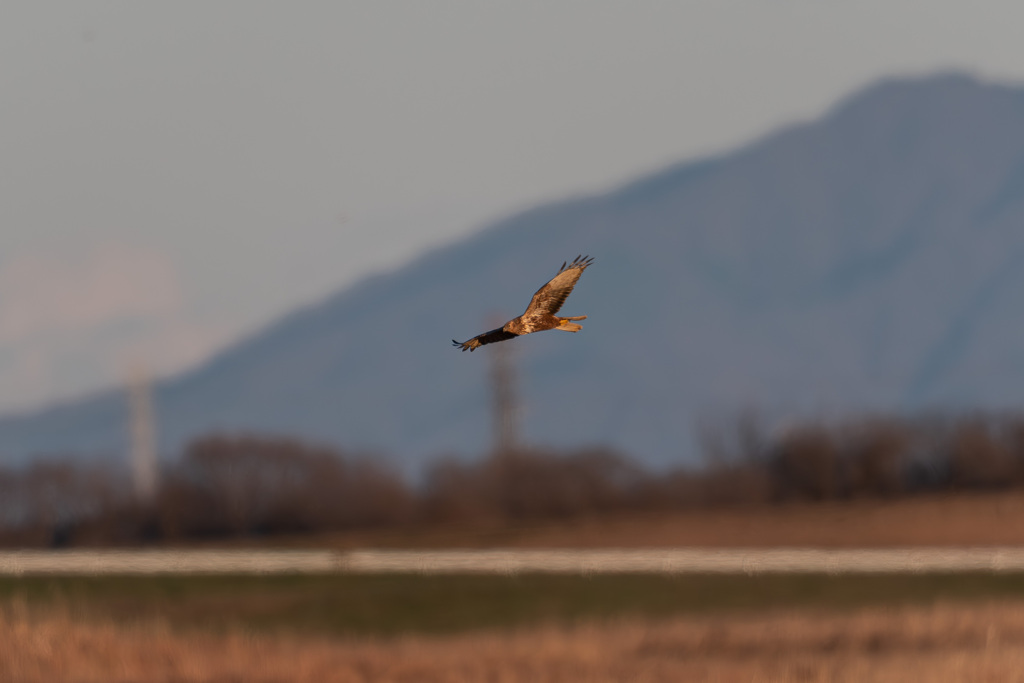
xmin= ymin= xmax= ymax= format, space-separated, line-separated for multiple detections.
xmin=127 ymin=366 xmax=159 ymax=502
xmin=489 ymin=332 xmax=520 ymax=456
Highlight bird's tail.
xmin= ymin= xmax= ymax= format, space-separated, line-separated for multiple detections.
xmin=557 ymin=318 xmax=584 ymax=332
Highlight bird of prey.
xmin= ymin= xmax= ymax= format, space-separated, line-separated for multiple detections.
xmin=452 ymin=255 xmax=594 ymax=352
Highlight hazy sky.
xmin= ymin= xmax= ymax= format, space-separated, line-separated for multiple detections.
xmin=4 ymin=1 xmax=1024 ymax=412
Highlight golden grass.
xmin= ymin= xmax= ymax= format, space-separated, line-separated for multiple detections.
xmin=5 ymin=599 xmax=1024 ymax=682
xmin=300 ymin=490 xmax=1024 ymax=550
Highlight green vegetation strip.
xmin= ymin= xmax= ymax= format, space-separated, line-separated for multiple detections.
xmin=3 ymin=573 xmax=1024 ymax=637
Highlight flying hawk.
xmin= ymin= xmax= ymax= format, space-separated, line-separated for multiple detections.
xmin=452 ymin=255 xmax=594 ymax=352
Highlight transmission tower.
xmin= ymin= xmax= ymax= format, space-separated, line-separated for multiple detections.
xmin=489 ymin=333 xmax=521 ymax=456
xmin=127 ymin=366 xmax=159 ymax=502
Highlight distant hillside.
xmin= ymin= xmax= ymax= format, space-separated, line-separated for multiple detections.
xmin=5 ymin=72 xmax=1024 ymax=470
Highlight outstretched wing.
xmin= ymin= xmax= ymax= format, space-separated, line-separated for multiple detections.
xmin=452 ymin=326 xmax=517 ymax=352
xmin=522 ymin=255 xmax=594 ymax=317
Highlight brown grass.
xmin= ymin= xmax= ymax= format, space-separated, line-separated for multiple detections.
xmin=260 ymin=489 xmax=1024 ymax=550
xmin=5 ymin=599 xmax=1024 ymax=682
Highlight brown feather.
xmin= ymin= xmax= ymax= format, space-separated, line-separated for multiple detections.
xmin=522 ymin=255 xmax=594 ymax=319
xmin=452 ymin=327 xmax=518 ymax=352
xmin=452 ymin=255 xmax=593 ymax=351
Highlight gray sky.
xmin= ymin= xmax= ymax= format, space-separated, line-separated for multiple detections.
xmin=3 ymin=1 xmax=1024 ymax=412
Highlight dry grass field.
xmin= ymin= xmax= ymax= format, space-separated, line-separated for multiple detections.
xmin=262 ymin=490 xmax=1024 ymax=550
xmin=4 ymin=599 xmax=1024 ymax=682
xmin=6 ymin=491 xmax=1024 ymax=681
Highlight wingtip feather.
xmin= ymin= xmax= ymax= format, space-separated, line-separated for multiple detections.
xmin=564 ymin=254 xmax=593 ymax=270
xmin=559 ymin=254 xmax=596 ymax=273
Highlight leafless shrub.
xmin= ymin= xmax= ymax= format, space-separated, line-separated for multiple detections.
xmin=422 ymin=447 xmax=644 ymax=523
xmin=636 ymin=462 xmax=773 ymax=510
xmin=944 ymin=417 xmax=1017 ymax=490
xmin=492 ymin=447 xmax=645 ymax=519
xmin=839 ymin=418 xmax=910 ymax=497
xmin=737 ymin=411 xmax=1024 ymax=501
xmin=159 ymin=435 xmax=414 ymax=539
xmin=0 ymin=458 xmax=130 ymax=547
xmin=420 ymin=456 xmax=497 ymax=523
xmin=8 ymin=409 xmax=1024 ymax=547
xmin=769 ymin=424 xmax=841 ymax=501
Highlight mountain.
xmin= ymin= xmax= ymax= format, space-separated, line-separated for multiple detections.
xmin=5 ymin=72 xmax=1024 ymax=470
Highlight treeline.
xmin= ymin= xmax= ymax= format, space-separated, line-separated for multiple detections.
xmin=4 ymin=412 xmax=1024 ymax=546
xmin=0 ymin=436 xmax=415 ymax=547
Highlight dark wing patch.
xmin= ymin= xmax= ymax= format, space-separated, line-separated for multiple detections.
xmin=452 ymin=326 xmax=518 ymax=352
xmin=522 ymin=255 xmax=594 ymax=317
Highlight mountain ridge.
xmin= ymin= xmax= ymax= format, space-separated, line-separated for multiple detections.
xmin=5 ymin=72 xmax=1024 ymax=469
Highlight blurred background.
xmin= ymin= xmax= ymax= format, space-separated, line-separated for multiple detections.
xmin=6 ymin=3 xmax=1024 ymax=681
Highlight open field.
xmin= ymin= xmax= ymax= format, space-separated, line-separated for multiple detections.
xmin=6 ymin=570 xmax=1024 ymax=681
xmin=5 ymin=492 xmax=1024 ymax=680
xmin=287 ymin=490 xmax=1024 ymax=550
xmin=4 ymin=572 xmax=1024 ymax=637
xmin=4 ymin=598 xmax=1024 ymax=682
